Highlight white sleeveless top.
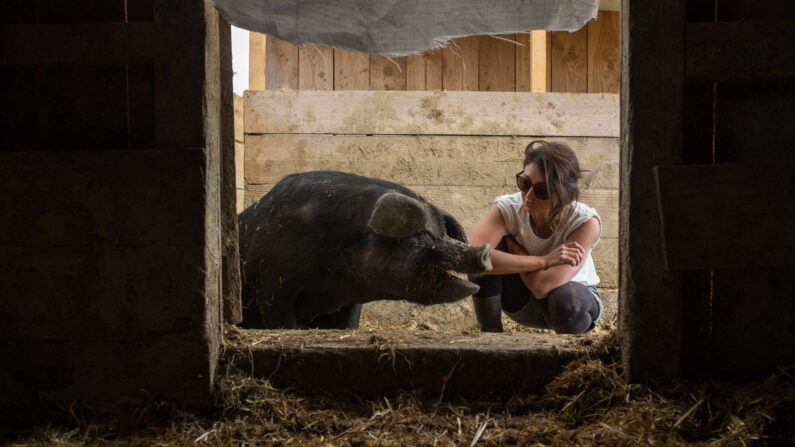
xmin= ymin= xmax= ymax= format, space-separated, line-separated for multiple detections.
xmin=494 ymin=192 xmax=601 ymax=286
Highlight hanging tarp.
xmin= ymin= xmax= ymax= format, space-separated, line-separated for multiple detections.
xmin=209 ymin=0 xmax=599 ymax=56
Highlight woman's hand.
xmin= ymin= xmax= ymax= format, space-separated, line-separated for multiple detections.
xmin=543 ymin=242 xmax=585 ymax=268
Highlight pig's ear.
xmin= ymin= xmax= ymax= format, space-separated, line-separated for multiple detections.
xmin=441 ymin=210 xmax=468 ymax=243
xmin=368 ymin=192 xmax=429 ymax=238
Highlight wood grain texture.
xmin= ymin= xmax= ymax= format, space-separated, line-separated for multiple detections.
xmin=655 ymin=162 xmax=795 ymax=270
xmin=265 ymin=36 xmax=298 ymax=90
xmin=588 ymin=11 xmax=620 ymax=93
xmin=245 ymin=90 xmax=620 ymax=137
xmin=531 ymin=31 xmax=550 ymax=92
xmin=516 ymin=33 xmax=533 ymax=92
xmin=550 ymin=27 xmax=588 ymax=93
xmin=248 ymin=32 xmax=265 ymax=91
xmin=686 ymin=20 xmax=795 ymax=82
xmin=442 ymin=36 xmax=479 ymax=91
xmin=298 ymin=45 xmax=333 ymax=90
xmin=333 ymin=49 xmax=370 ymax=90
xmin=620 ymin=0 xmax=688 ymax=381
xmin=408 ymin=49 xmax=448 ymax=91
xmin=479 ymin=34 xmax=516 ymax=92
xmin=369 ymin=55 xmax=407 ymax=91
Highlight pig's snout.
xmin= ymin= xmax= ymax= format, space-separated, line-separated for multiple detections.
xmin=436 ymin=237 xmax=492 ymax=274
xmin=460 ymin=243 xmax=492 ymax=273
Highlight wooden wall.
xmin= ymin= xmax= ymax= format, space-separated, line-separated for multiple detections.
xmin=241 ymin=90 xmax=620 ymax=327
xmin=248 ymin=11 xmax=619 ymax=94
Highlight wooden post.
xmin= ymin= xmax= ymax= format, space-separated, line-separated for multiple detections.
xmin=248 ymin=32 xmax=265 ymax=91
xmin=620 ymin=0 xmax=687 ymax=381
xmin=530 ymin=31 xmax=549 ymax=92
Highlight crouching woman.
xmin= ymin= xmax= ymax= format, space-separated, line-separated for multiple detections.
xmin=468 ymin=140 xmax=603 ymax=334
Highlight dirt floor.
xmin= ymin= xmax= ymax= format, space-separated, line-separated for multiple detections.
xmin=4 ymin=324 xmax=794 ymax=446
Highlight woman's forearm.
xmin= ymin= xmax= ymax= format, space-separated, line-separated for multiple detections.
xmin=486 ymin=249 xmax=548 ymax=275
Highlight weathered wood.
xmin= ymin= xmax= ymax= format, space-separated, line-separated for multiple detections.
xmin=516 ymin=32 xmax=533 ymax=92
xmin=265 ymin=36 xmax=298 ymax=90
xmin=550 ymin=27 xmax=588 ymax=93
xmin=408 ymin=50 xmax=444 ymax=91
xmin=224 ymin=330 xmax=598 ymax=400
xmin=298 ymin=45 xmax=333 ymax=90
xmin=0 ymin=23 xmax=155 ymax=66
xmin=686 ymin=20 xmax=795 ymax=82
xmin=369 ymin=55 xmax=407 ymax=91
xmin=248 ymin=32 xmax=265 ymax=90
xmin=244 ymin=134 xmax=618 ymax=183
xmin=333 ymin=49 xmax=369 ymax=90
xmin=233 ymin=94 xmax=244 ymax=143
xmin=655 ymin=162 xmax=795 ymax=270
xmin=621 ymin=0 xmax=687 ymax=381
xmin=219 ymin=16 xmax=242 ymax=324
xmin=531 ymin=31 xmax=550 ymax=92
xmin=588 ymin=11 xmax=620 ymax=93
xmin=479 ymin=34 xmax=516 ymax=92
xmin=442 ymin=36 xmax=479 ymax=91
xmin=245 ymin=90 xmax=620 ymax=137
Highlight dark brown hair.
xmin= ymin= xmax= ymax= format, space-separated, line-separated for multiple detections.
xmin=523 ymin=140 xmax=583 ymax=230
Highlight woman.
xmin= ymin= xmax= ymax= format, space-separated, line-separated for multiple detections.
xmin=468 ymin=140 xmax=602 ymax=334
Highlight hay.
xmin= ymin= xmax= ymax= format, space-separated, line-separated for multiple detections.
xmin=6 ymin=328 xmax=794 ymax=446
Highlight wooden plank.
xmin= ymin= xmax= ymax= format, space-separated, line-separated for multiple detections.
xmin=587 ymin=11 xmax=620 ymax=93
xmin=244 ymin=134 xmax=618 ymax=173
xmin=442 ymin=36 xmax=479 ymax=91
xmin=686 ymin=20 xmax=795 ymax=82
xmin=516 ymin=33 xmax=533 ymax=92
xmin=265 ymin=36 xmax=298 ymax=90
xmin=406 ymin=54 xmax=426 ymax=91
xmin=655 ymin=162 xmax=795 ymax=270
xmin=233 ymin=95 xmax=244 ymax=143
xmin=245 ymin=90 xmax=620 ymax=137
xmin=479 ymin=34 xmax=516 ymax=92
xmin=298 ymin=45 xmax=333 ymax=90
xmin=0 ymin=23 xmax=155 ymax=66
xmin=333 ymin=49 xmax=370 ymax=90
xmin=550 ymin=28 xmax=588 ymax=93
xmin=407 ymin=50 xmax=445 ymax=91
xmin=531 ymin=31 xmax=550 ymax=92
xmin=370 ymin=55 xmax=407 ymax=91
xmin=248 ymin=32 xmax=265 ymax=90
xmin=621 ymin=0 xmax=687 ymax=381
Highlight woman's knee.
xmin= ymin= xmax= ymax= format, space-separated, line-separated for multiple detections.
xmin=546 ymin=282 xmax=596 ymax=334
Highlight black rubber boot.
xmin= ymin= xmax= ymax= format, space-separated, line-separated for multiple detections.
xmin=472 ymin=295 xmax=504 ymax=332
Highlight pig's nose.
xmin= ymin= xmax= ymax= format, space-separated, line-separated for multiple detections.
xmin=479 ymin=244 xmax=493 ymax=272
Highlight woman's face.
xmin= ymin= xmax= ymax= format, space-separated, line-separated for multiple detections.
xmin=520 ymin=162 xmax=553 ymax=215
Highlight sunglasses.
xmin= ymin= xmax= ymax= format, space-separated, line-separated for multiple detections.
xmin=515 ymin=171 xmax=549 ymax=200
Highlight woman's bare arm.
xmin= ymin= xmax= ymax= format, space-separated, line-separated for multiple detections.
xmin=468 ymin=205 xmax=553 ymax=275
xmin=515 ymin=217 xmax=601 ymax=298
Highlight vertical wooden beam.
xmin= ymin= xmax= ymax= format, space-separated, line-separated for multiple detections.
xmin=442 ymin=36 xmax=479 ymax=91
xmin=515 ymin=32 xmax=533 ymax=92
xmin=478 ymin=34 xmax=516 ymax=92
xmin=334 ymin=49 xmax=370 ymax=90
xmin=298 ymin=45 xmax=333 ymax=90
xmin=266 ymin=36 xmax=298 ymax=90
xmin=369 ymin=55 xmax=407 ymax=91
xmin=406 ymin=53 xmax=426 ymax=91
xmin=587 ymin=11 xmax=620 ymax=93
xmin=248 ymin=32 xmax=265 ymax=91
xmin=218 ymin=15 xmax=242 ymax=324
xmin=406 ymin=50 xmax=443 ymax=91
xmin=531 ymin=30 xmax=549 ymax=92
xmin=621 ymin=0 xmax=687 ymax=381
xmin=550 ymin=27 xmax=588 ymax=93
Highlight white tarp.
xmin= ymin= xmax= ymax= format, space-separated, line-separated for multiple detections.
xmin=209 ymin=0 xmax=599 ymax=56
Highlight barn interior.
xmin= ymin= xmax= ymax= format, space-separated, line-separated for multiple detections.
xmin=1 ymin=0 xmax=794 ymax=445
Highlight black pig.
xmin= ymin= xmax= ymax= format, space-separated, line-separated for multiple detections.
xmin=239 ymin=171 xmax=492 ymax=329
